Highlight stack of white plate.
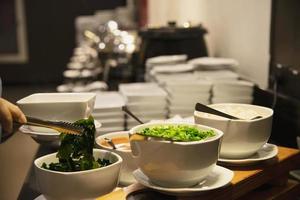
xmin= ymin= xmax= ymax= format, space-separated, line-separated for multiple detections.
xmin=212 ymin=80 xmax=254 ymax=104
xmin=145 ymin=55 xmax=187 ymax=81
xmin=164 ymin=80 xmax=212 ymax=117
xmin=92 ymin=92 xmax=125 ymax=136
xmin=153 ymin=72 xmax=198 ymax=85
xmin=148 ymin=63 xmax=195 ymax=84
xmin=119 ymin=83 xmax=168 ymax=129
xmin=188 ymin=57 xmax=239 ymax=71
xmin=195 ymin=70 xmax=239 ymax=81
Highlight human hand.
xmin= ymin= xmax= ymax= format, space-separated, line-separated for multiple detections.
xmin=0 ymin=98 xmax=27 ymax=133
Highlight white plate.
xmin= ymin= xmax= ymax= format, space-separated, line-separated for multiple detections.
xmin=195 ymin=70 xmax=239 ymax=80
xmin=218 ymin=143 xmax=278 ymax=166
xmin=133 ymin=165 xmax=233 ymax=195
xmin=146 ymin=55 xmax=187 ymax=66
xmin=188 ymin=57 xmax=239 ymax=68
xmin=150 ymin=64 xmax=194 ymax=74
xmin=34 ymin=195 xmax=46 ymax=200
xmin=20 ymin=120 xmax=102 ymax=144
xmin=34 ymin=194 xmax=97 ymax=200
xmin=92 ymin=111 xmax=124 ymax=119
xmin=93 ymin=92 xmax=125 ymax=110
xmin=119 ymin=83 xmax=167 ymax=98
xmin=289 ymin=170 xmax=300 ymax=181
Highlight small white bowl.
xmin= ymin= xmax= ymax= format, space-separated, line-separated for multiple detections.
xmin=17 ymin=93 xmax=96 ymax=132
xmin=194 ymin=103 xmax=273 ymax=159
xmin=34 ymin=149 xmax=122 ymax=200
xmin=96 ymin=131 xmax=138 ymax=185
xmin=129 ymin=122 xmax=223 ymax=188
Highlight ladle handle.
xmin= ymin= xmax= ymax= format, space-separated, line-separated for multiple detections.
xmin=195 ymin=103 xmax=240 ymax=120
xmin=122 ymin=106 xmax=144 ymax=124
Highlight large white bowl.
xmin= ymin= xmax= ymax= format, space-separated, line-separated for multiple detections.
xmin=194 ymin=103 xmax=273 ymax=159
xmin=129 ymin=122 xmax=223 ymax=188
xmin=34 ymin=149 xmax=122 ymax=200
xmin=17 ymin=93 xmax=96 ymax=132
xmin=17 ymin=93 xmax=96 ymax=121
xmin=96 ymin=131 xmax=138 ymax=185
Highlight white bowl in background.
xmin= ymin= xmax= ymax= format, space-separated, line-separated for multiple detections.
xmin=96 ymin=131 xmax=137 ymax=185
xmin=17 ymin=93 xmax=96 ymax=132
xmin=129 ymin=122 xmax=223 ymax=188
xmin=34 ymin=149 xmax=122 ymax=200
xmin=194 ymin=103 xmax=273 ymax=159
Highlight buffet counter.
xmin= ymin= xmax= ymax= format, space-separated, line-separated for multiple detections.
xmin=99 ymin=146 xmax=300 ymax=200
xmin=18 ymin=144 xmax=300 ymax=200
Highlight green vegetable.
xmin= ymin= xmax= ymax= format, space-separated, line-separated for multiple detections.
xmin=42 ymin=116 xmax=111 ymax=172
xmin=137 ymin=125 xmax=215 ymax=142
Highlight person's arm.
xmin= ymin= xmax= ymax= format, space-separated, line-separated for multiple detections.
xmin=0 ymin=98 xmax=27 ymax=143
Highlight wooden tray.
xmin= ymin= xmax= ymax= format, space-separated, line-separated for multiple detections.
xmin=97 ymin=146 xmax=300 ymax=200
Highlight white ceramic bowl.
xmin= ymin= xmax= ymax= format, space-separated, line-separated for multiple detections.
xmin=34 ymin=149 xmax=122 ymax=200
xmin=129 ymin=122 xmax=223 ymax=188
xmin=96 ymin=131 xmax=137 ymax=185
xmin=194 ymin=103 xmax=273 ymax=159
xmin=17 ymin=93 xmax=96 ymax=132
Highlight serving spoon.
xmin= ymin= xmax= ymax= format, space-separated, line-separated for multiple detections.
xmin=195 ymin=103 xmax=263 ymax=120
xmin=122 ymin=106 xmax=181 ymax=142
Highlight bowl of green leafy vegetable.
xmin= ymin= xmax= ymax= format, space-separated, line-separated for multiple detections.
xmin=34 ymin=117 xmax=122 ymax=200
xmin=129 ymin=122 xmax=223 ymax=188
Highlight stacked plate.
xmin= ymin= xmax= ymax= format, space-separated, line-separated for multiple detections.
xmin=92 ymin=92 xmax=125 ymax=136
xmin=145 ymin=55 xmax=187 ymax=81
xmin=212 ymin=80 xmax=254 ymax=104
xmin=188 ymin=57 xmax=239 ymax=71
xmin=195 ymin=70 xmax=239 ymax=81
xmin=119 ymin=83 xmax=168 ymax=129
xmin=164 ymin=80 xmax=212 ymax=117
xmin=148 ymin=64 xmax=195 ymax=84
xmin=153 ymin=72 xmax=198 ymax=85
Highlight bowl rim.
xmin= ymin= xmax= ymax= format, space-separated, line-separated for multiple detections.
xmin=17 ymin=92 xmax=96 ymax=104
xmin=129 ymin=122 xmax=223 ymax=145
xmin=194 ymin=103 xmax=273 ymax=122
xmin=34 ymin=148 xmax=122 ymax=174
xmin=96 ymin=131 xmax=131 ymax=153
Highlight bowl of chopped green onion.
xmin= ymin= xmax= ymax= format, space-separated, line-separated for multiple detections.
xmin=129 ymin=122 xmax=223 ymax=188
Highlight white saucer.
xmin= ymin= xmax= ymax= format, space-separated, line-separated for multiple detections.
xmin=290 ymin=170 xmax=300 ymax=181
xmin=218 ymin=143 xmax=278 ymax=166
xmin=133 ymin=165 xmax=233 ymax=195
xmin=34 ymin=195 xmax=46 ymax=200
xmin=19 ymin=120 xmax=102 ymax=146
xmin=34 ymin=194 xmax=96 ymax=200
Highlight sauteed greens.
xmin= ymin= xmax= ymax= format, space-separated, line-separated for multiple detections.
xmin=137 ymin=125 xmax=215 ymax=142
xmin=42 ymin=116 xmax=111 ymax=172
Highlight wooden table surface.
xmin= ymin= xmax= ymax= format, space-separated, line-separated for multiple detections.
xmin=98 ymin=146 xmax=300 ymax=200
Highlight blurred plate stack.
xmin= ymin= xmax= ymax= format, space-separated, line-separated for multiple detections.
xmin=195 ymin=70 xmax=239 ymax=81
xmin=145 ymin=55 xmax=187 ymax=81
xmin=148 ymin=63 xmax=195 ymax=84
xmin=212 ymin=80 xmax=254 ymax=104
xmin=92 ymin=92 xmax=125 ymax=136
xmin=188 ymin=57 xmax=239 ymax=71
xmin=164 ymin=81 xmax=212 ymax=117
xmin=119 ymin=83 xmax=168 ymax=129
xmin=153 ymin=72 xmax=198 ymax=85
